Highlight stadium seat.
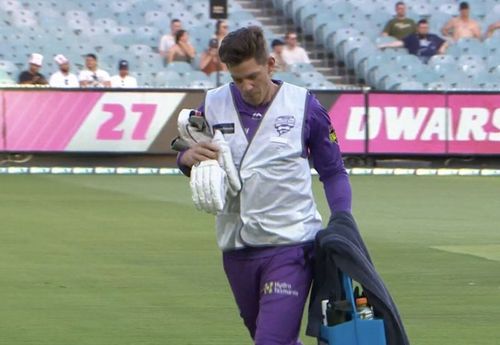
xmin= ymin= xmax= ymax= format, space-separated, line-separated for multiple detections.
xmin=165 ymin=61 xmax=194 ymax=75
xmin=427 ymin=81 xmax=452 ymax=90
xmin=0 ymin=60 xmax=19 ymax=78
xmin=144 ymin=11 xmax=170 ymax=29
xmin=272 ymin=71 xmax=306 ymax=86
xmin=134 ymin=26 xmax=159 ymax=47
xmin=331 ymin=28 xmax=361 ymax=57
xmin=307 ymin=80 xmax=338 ymax=89
xmin=396 ymin=81 xmax=426 ymax=91
xmin=343 ymin=36 xmax=375 ymax=68
xmin=210 ymin=71 xmax=233 ymax=86
xmin=188 ymin=80 xmax=215 ymax=89
xmin=288 ymin=63 xmax=316 ymax=74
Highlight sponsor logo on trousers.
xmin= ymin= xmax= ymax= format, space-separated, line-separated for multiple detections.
xmin=262 ymin=281 xmax=299 ymax=297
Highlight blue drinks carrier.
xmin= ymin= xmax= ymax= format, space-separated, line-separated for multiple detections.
xmin=319 ymin=274 xmax=387 ymax=345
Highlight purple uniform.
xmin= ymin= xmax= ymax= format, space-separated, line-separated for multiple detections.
xmin=178 ymin=81 xmax=352 ymax=344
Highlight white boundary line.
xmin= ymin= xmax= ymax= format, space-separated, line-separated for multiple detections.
xmin=0 ymin=167 xmax=499 ymax=176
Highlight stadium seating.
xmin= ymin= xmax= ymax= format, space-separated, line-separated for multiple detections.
xmin=0 ymin=0 xmax=499 ymax=90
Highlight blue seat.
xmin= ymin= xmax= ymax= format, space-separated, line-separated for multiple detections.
xmin=427 ymin=81 xmax=452 ymax=90
xmin=288 ymin=63 xmax=316 ymax=74
xmin=0 ymin=60 xmax=19 ymax=78
xmin=397 ymin=81 xmax=425 ymax=91
xmin=210 ymin=71 xmax=233 ymax=86
xmin=342 ymin=36 xmax=374 ymax=67
xmin=165 ymin=61 xmax=194 ymax=75
xmin=272 ymin=71 xmax=306 ymax=86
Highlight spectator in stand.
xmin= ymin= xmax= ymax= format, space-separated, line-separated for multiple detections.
xmin=167 ymin=30 xmax=196 ymax=64
xmin=378 ymin=19 xmax=448 ymax=63
xmin=18 ymin=53 xmax=48 ymax=85
xmin=79 ymin=53 xmax=111 ymax=87
xmin=441 ymin=2 xmax=481 ymax=41
xmin=270 ymin=38 xmax=287 ymax=72
xmin=159 ymin=18 xmax=182 ymax=63
xmin=485 ymin=21 xmax=500 ymax=38
xmin=382 ymin=1 xmax=416 ymax=40
xmin=49 ymin=54 xmax=79 ymax=87
xmin=199 ymin=38 xmax=227 ymax=75
xmin=281 ymin=30 xmax=310 ymax=65
xmin=214 ymin=19 xmax=229 ymax=47
xmin=110 ymin=60 xmax=138 ymax=88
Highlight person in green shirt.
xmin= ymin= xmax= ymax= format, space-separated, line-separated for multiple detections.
xmin=382 ymin=1 xmax=417 ymax=40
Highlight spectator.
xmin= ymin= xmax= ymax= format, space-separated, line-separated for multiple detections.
xmin=199 ymin=38 xmax=227 ymax=75
xmin=441 ymin=2 xmax=481 ymax=41
xmin=18 ymin=53 xmax=48 ymax=85
xmin=270 ymin=39 xmax=287 ymax=72
xmin=79 ymin=53 xmax=111 ymax=87
xmin=214 ymin=19 xmax=229 ymax=46
xmin=110 ymin=60 xmax=138 ymax=88
xmin=159 ymin=18 xmax=182 ymax=63
xmin=485 ymin=21 xmax=500 ymax=38
xmin=167 ymin=30 xmax=196 ymax=64
xmin=382 ymin=1 xmax=416 ymax=40
xmin=49 ymin=54 xmax=79 ymax=87
xmin=281 ymin=31 xmax=310 ymax=65
xmin=379 ymin=19 xmax=448 ymax=63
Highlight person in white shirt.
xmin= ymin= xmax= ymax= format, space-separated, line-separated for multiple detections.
xmin=79 ymin=53 xmax=111 ymax=87
xmin=159 ymin=18 xmax=182 ymax=64
xmin=110 ymin=60 xmax=138 ymax=88
xmin=281 ymin=31 xmax=311 ymax=65
xmin=49 ymin=54 xmax=79 ymax=87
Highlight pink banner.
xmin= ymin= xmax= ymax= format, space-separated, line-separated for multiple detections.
xmin=0 ymin=90 xmax=188 ymax=152
xmin=329 ymin=93 xmax=500 ymax=155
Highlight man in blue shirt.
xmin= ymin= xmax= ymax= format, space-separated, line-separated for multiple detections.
xmin=379 ymin=19 xmax=448 ymax=63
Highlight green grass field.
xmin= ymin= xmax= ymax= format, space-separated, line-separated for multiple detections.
xmin=1 ymin=175 xmax=499 ymax=345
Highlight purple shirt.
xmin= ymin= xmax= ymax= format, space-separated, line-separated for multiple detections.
xmin=177 ymin=81 xmax=352 ymax=214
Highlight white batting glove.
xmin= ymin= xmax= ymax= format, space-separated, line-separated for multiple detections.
xmin=190 ymin=160 xmax=227 ymax=214
xmin=212 ymin=130 xmax=241 ymax=197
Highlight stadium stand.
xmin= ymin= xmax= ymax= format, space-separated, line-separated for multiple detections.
xmin=0 ymin=0 xmax=499 ymax=90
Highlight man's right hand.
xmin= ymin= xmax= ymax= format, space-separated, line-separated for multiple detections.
xmin=180 ymin=142 xmax=220 ymax=168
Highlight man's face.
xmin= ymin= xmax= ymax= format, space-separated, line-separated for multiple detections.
xmin=85 ymin=57 xmax=97 ymax=70
xmin=59 ymin=62 xmax=69 ymax=73
xmin=219 ymin=21 xmax=229 ymax=35
xmin=171 ymin=21 xmax=182 ymax=34
xmin=29 ymin=63 xmax=40 ymax=73
xmin=460 ymin=8 xmax=470 ymax=18
xmin=396 ymin=4 xmax=406 ymax=17
xmin=417 ymin=23 xmax=429 ymax=36
xmin=273 ymin=45 xmax=284 ymax=54
xmin=119 ymin=68 xmax=128 ymax=78
xmin=229 ymin=57 xmax=274 ymax=106
xmin=286 ymin=33 xmax=298 ymax=48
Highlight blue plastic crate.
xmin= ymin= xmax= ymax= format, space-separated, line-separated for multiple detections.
xmin=319 ymin=274 xmax=387 ymax=345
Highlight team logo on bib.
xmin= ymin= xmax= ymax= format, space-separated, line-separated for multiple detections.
xmin=274 ymin=116 xmax=295 ymax=136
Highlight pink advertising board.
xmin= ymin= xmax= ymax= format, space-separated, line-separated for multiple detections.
xmin=0 ymin=90 xmax=194 ymax=152
xmin=1 ymin=89 xmax=499 ymax=155
xmin=329 ymin=93 xmax=500 ymax=155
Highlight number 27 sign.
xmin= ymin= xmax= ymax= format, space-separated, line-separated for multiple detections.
xmin=97 ymin=103 xmax=156 ymax=140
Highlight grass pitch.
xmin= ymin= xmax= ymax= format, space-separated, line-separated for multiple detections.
xmin=0 ymin=175 xmax=499 ymax=345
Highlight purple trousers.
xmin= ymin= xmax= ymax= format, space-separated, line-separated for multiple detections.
xmin=222 ymin=243 xmax=314 ymax=345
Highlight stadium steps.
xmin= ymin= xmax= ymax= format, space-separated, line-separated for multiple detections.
xmin=235 ymin=0 xmax=350 ymax=85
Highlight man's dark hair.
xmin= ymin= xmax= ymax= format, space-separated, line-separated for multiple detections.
xmin=219 ymin=26 xmax=268 ymax=67
xmin=417 ymin=19 xmax=428 ymax=25
xmin=459 ymin=2 xmax=469 ymax=10
xmin=171 ymin=18 xmax=181 ymax=24
xmin=395 ymin=1 xmax=405 ymax=7
xmin=175 ymin=29 xmax=186 ymax=43
xmin=86 ymin=53 xmax=97 ymax=60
